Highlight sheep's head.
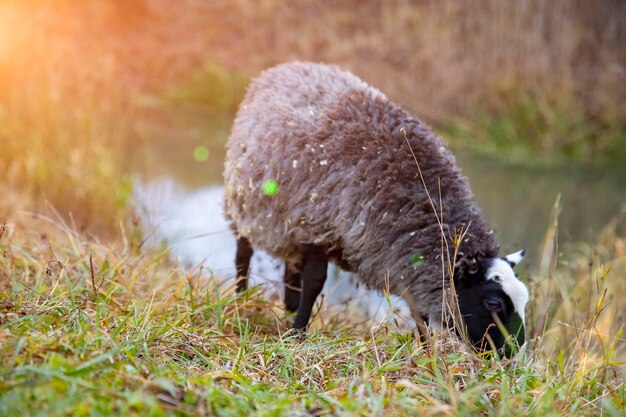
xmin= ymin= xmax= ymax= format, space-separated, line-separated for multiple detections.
xmin=453 ymin=249 xmax=529 ymax=357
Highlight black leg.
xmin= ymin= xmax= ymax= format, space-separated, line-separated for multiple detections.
xmin=235 ymin=237 xmax=253 ymax=292
xmin=284 ymin=260 xmax=302 ymax=312
xmin=293 ymin=248 xmax=328 ymax=330
xmin=416 ymin=315 xmax=430 ymax=345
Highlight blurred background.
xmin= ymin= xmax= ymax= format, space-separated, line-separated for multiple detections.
xmin=0 ymin=1 xmax=625 ymax=317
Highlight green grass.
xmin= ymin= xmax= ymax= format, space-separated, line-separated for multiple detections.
xmin=0 ymin=213 xmax=624 ymax=416
xmin=441 ymin=87 xmax=626 ymax=165
xmin=161 ymin=62 xmax=250 ymax=114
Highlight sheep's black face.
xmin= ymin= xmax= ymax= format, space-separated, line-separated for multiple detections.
xmin=454 ymin=250 xmax=529 ymax=358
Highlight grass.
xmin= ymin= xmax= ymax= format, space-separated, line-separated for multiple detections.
xmin=441 ymin=86 xmax=626 ymax=164
xmin=0 ymin=2 xmax=136 ymax=236
xmin=0 ymin=208 xmax=624 ymax=416
xmin=0 ymin=102 xmax=134 ymax=235
xmin=161 ymin=62 xmax=249 ymax=114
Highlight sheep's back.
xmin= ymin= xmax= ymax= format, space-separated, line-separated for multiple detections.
xmin=224 ymin=62 xmax=498 ymax=299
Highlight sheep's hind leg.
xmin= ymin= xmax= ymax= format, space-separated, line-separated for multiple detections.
xmin=235 ymin=237 xmax=253 ymax=292
xmin=292 ymin=247 xmax=328 ymax=330
xmin=284 ymin=259 xmax=302 ymax=312
xmin=403 ymin=295 xmax=431 ymax=345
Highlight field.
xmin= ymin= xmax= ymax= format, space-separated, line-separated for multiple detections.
xmin=0 ymin=1 xmax=625 ymax=416
xmin=1 ymin=205 xmax=624 ymax=416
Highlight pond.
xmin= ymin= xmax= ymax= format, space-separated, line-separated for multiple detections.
xmin=131 ymin=109 xmax=626 ymax=322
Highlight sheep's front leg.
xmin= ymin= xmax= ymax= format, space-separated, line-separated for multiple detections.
xmin=235 ymin=237 xmax=253 ymax=292
xmin=284 ymin=259 xmax=302 ymax=312
xmin=293 ymin=248 xmax=328 ymax=330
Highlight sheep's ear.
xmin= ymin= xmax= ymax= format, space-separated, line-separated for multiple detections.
xmin=504 ymin=249 xmax=526 ymax=267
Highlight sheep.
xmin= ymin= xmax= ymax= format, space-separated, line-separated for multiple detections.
xmin=223 ymin=61 xmax=529 ymax=355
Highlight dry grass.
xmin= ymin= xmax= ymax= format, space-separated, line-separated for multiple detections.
xmin=0 ymin=2 xmax=137 ymax=235
xmin=0 ymin=206 xmax=624 ymax=416
xmin=217 ymin=1 xmax=625 ymax=118
xmin=1 ymin=1 xmax=623 ymax=164
xmin=219 ymin=0 xmax=625 ymax=160
xmin=0 ymin=1 xmax=623 ymax=230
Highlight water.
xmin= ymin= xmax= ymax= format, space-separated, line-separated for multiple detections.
xmin=455 ymin=153 xmax=626 ymax=254
xmin=131 ymin=110 xmax=626 ymax=323
xmin=135 ymin=179 xmax=410 ymax=323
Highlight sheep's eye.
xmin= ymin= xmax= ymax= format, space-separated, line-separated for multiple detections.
xmin=484 ymin=297 xmax=504 ymax=312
